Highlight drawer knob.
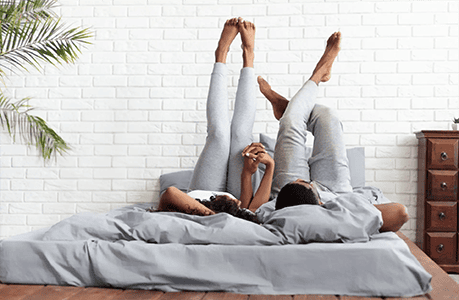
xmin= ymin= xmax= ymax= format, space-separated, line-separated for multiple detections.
xmin=437 ymin=244 xmax=445 ymax=253
xmin=439 ymin=212 xmax=446 ymax=220
xmin=440 ymin=152 xmax=448 ymax=161
xmin=441 ymin=182 xmax=447 ymax=190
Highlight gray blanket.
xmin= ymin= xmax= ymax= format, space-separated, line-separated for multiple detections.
xmin=0 ymin=194 xmax=432 ymax=297
xmin=42 ymin=194 xmax=382 ymax=245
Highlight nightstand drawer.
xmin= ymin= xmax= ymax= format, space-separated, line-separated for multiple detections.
xmin=427 ymin=170 xmax=458 ymax=200
xmin=427 ymin=139 xmax=459 ymax=170
xmin=426 ymin=232 xmax=457 ymax=264
xmin=426 ymin=201 xmax=457 ymax=232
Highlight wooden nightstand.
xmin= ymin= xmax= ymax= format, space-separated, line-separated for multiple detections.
xmin=416 ymin=130 xmax=459 ymax=273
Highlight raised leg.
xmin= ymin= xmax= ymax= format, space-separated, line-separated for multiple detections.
xmin=258 ymin=76 xmax=289 ymax=121
xmin=188 ymin=19 xmax=239 ymax=192
xmin=215 ymin=18 xmax=239 ymax=64
xmin=307 ymin=105 xmax=352 ymax=194
xmin=271 ymin=80 xmax=318 ymax=198
xmin=239 ymin=18 xmax=255 ymax=68
xmin=227 ymin=19 xmax=257 ymax=199
xmin=260 ymin=32 xmax=341 ymax=121
xmin=271 ymin=32 xmax=342 ymax=198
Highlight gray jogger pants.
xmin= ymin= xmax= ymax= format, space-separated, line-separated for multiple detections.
xmin=188 ymin=63 xmax=256 ymax=199
xmin=271 ymin=80 xmax=353 ymax=198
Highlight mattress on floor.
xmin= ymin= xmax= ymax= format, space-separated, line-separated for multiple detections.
xmin=0 ymin=202 xmax=432 ymax=297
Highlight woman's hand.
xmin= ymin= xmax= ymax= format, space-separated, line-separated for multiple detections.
xmin=254 ymin=151 xmax=274 ymax=168
xmin=242 ymin=143 xmax=274 ymax=175
xmin=242 ymin=142 xmax=265 ymax=157
xmin=243 ymin=151 xmax=260 ymax=175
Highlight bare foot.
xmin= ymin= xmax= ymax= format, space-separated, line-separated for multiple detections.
xmin=215 ymin=18 xmax=239 ymax=64
xmin=258 ymin=76 xmax=289 ymax=120
xmin=238 ymin=18 xmax=255 ymax=68
xmin=310 ymin=32 xmax=341 ymax=84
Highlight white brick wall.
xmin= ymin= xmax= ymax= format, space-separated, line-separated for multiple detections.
xmin=0 ymin=0 xmax=458 ymax=241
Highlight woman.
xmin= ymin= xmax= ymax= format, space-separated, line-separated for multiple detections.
xmin=153 ymin=18 xmax=274 ymax=223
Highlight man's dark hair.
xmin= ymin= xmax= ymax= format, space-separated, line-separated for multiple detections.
xmin=275 ymin=182 xmax=320 ymax=210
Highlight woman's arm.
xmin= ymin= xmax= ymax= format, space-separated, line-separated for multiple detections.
xmin=240 ymin=168 xmax=254 ymax=209
xmin=158 ymin=186 xmax=215 ymax=215
xmin=240 ymin=143 xmax=275 ymax=211
xmin=239 ymin=147 xmax=260 ymax=209
xmin=248 ymin=157 xmax=274 ymax=212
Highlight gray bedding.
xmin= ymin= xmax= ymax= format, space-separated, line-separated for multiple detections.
xmin=0 ymin=194 xmax=432 ymax=297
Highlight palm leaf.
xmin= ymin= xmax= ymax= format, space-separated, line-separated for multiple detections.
xmin=0 ymin=16 xmax=92 ymax=75
xmin=0 ymin=92 xmax=70 ymax=160
xmin=0 ymin=0 xmax=57 ymax=23
xmin=0 ymin=0 xmax=92 ymax=161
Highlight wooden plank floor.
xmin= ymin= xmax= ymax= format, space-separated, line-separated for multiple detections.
xmin=1 ymin=232 xmax=458 ymax=300
xmin=0 ymin=287 xmax=390 ymax=300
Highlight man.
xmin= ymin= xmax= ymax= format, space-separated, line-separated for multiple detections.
xmin=244 ymin=32 xmax=409 ymax=232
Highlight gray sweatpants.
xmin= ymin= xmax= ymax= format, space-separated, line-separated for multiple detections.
xmin=188 ymin=63 xmax=256 ymax=199
xmin=272 ymin=80 xmax=353 ymax=198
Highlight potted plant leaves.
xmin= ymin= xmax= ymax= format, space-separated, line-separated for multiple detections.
xmin=452 ymin=118 xmax=459 ymax=130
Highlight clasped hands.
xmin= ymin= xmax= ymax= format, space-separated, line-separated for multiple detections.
xmin=242 ymin=142 xmax=274 ymax=175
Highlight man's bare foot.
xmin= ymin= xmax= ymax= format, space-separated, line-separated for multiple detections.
xmin=215 ymin=18 xmax=239 ymax=64
xmin=310 ymin=32 xmax=341 ymax=85
xmin=238 ymin=18 xmax=255 ymax=68
xmin=258 ymin=76 xmax=289 ymax=120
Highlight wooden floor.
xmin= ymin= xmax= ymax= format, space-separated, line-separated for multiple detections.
xmin=1 ymin=232 xmax=458 ymax=300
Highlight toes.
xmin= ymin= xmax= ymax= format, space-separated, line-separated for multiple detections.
xmin=238 ymin=20 xmax=245 ymax=29
xmin=326 ymin=31 xmax=341 ymax=49
xmin=225 ymin=18 xmax=239 ymax=27
xmin=335 ymin=32 xmax=342 ymax=45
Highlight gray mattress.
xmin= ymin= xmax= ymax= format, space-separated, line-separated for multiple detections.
xmin=0 ymin=196 xmax=432 ymax=297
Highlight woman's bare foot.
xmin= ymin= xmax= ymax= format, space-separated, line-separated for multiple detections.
xmin=258 ymin=76 xmax=289 ymax=120
xmin=238 ymin=18 xmax=255 ymax=68
xmin=215 ymin=18 xmax=239 ymax=64
xmin=310 ymin=32 xmax=341 ymax=85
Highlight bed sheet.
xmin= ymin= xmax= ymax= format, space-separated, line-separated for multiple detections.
xmin=0 ymin=201 xmax=432 ymax=297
